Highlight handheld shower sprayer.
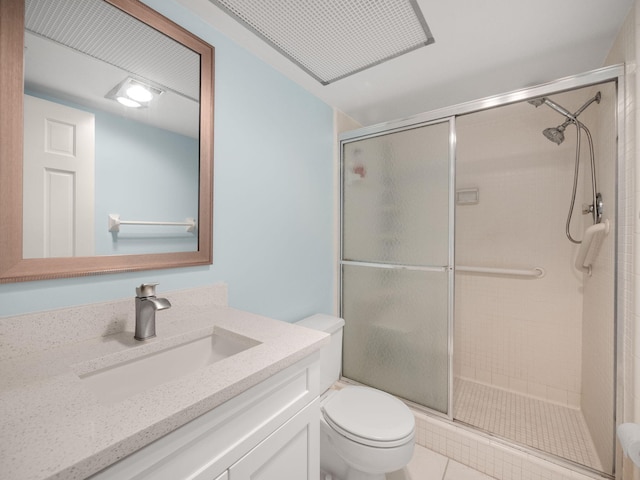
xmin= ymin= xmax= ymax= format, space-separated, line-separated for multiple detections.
xmin=528 ymin=91 xmax=603 ymax=243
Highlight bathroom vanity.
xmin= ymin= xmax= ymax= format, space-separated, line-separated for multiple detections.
xmin=0 ymin=290 xmax=327 ymax=480
xmin=90 ymin=353 xmax=321 ymax=480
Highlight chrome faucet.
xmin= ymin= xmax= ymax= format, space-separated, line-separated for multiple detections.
xmin=134 ymin=283 xmax=171 ymax=341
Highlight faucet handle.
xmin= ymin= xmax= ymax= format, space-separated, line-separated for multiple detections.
xmin=136 ymin=283 xmax=159 ymax=297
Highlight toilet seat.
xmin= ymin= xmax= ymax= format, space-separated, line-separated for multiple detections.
xmin=321 ymin=386 xmax=415 ymax=448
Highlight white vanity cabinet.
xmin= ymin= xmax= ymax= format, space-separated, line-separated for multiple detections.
xmin=228 ymin=399 xmax=319 ymax=479
xmin=90 ymin=353 xmax=320 ymax=480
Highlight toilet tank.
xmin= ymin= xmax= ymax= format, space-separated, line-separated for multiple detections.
xmin=295 ymin=314 xmax=345 ymax=393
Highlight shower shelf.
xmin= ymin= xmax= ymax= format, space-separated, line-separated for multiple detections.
xmin=456 ymin=266 xmax=545 ymax=278
xmin=575 ymin=219 xmax=610 ymax=275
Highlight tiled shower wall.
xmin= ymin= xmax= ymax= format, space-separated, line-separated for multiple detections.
xmin=454 ymin=96 xmax=592 ymax=407
xmin=455 ymin=82 xmax=618 ymax=471
xmin=581 ymin=81 xmax=618 ymax=473
xmin=604 ymin=3 xmax=638 ymax=479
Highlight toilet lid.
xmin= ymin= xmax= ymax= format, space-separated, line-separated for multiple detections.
xmin=321 ymin=386 xmax=415 ymax=447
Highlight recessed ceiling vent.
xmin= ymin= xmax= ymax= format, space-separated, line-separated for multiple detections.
xmin=24 ymin=0 xmax=200 ymax=101
xmin=209 ymin=0 xmax=435 ymax=85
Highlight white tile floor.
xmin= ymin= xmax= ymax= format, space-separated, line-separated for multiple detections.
xmin=387 ymin=444 xmax=494 ymax=480
xmin=453 ymin=378 xmax=601 ymax=470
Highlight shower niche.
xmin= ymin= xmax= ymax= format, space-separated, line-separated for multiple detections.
xmin=340 ymin=71 xmax=619 ymax=477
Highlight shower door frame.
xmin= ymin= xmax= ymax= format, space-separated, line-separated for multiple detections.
xmin=338 ymin=63 xmax=626 ymax=472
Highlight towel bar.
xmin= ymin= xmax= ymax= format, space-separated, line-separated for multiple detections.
xmin=108 ymin=214 xmax=196 ymax=233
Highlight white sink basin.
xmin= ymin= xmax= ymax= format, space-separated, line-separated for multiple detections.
xmin=79 ymin=330 xmax=260 ymax=404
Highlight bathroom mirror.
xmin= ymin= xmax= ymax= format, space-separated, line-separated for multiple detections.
xmin=0 ymin=0 xmax=214 ymax=283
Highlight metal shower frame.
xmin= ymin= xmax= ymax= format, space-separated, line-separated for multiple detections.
xmin=338 ymin=63 xmax=625 ymax=477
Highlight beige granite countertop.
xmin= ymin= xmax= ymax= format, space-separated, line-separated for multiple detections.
xmin=0 ymin=303 xmax=328 ymax=480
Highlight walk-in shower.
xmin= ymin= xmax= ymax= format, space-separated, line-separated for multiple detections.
xmin=340 ymin=70 xmax=620 ymax=478
xmin=454 ymin=83 xmax=616 ymax=473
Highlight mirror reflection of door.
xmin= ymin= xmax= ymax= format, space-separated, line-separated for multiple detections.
xmin=23 ymin=94 xmax=95 ymax=258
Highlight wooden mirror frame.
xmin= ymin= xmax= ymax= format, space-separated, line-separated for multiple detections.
xmin=0 ymin=0 xmax=214 ymax=283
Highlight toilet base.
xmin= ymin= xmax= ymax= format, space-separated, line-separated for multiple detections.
xmin=320 ymin=416 xmax=413 ymax=480
xmin=320 ymin=469 xmax=387 ymax=480
xmin=320 ymin=468 xmax=385 ymax=480
xmin=320 ymin=428 xmax=350 ymax=479
xmin=345 ymin=470 xmax=385 ymax=480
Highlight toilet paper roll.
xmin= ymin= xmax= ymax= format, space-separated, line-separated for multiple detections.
xmin=617 ymin=423 xmax=640 ymax=467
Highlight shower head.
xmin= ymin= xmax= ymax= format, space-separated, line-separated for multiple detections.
xmin=543 ymin=125 xmax=566 ymax=145
xmin=532 ymin=91 xmax=601 ymax=145
xmin=542 ymin=119 xmax=572 ymax=145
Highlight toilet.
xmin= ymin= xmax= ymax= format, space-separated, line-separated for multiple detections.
xmin=296 ymin=314 xmax=415 ymax=480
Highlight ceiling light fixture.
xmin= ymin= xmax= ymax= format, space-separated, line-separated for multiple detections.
xmin=126 ymin=84 xmax=154 ymax=102
xmin=116 ymin=96 xmax=142 ymax=108
xmin=106 ymin=77 xmax=164 ymax=108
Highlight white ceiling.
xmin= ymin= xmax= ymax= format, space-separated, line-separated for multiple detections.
xmin=177 ymin=0 xmax=634 ymax=126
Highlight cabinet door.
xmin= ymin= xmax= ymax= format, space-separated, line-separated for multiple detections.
xmin=229 ymin=399 xmax=319 ymax=480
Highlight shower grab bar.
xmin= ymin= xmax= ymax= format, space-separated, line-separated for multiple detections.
xmin=108 ymin=214 xmax=197 ymax=233
xmin=574 ymin=219 xmax=610 ymax=275
xmin=456 ymin=265 xmax=545 ymax=278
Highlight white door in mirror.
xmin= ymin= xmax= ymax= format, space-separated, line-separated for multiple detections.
xmin=23 ymin=94 xmax=95 ymax=258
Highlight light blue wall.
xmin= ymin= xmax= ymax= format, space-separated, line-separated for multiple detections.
xmin=25 ymin=89 xmax=200 ymax=256
xmin=95 ymin=112 xmax=199 ymax=255
xmin=0 ymin=0 xmax=335 ymax=322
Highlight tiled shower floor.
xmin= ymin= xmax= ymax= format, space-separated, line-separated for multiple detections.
xmin=453 ymin=378 xmax=602 ymax=471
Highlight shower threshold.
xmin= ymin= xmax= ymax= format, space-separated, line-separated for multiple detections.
xmin=453 ymin=378 xmax=603 ymax=472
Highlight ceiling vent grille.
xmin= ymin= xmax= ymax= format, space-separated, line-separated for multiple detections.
xmin=24 ymin=0 xmax=200 ymax=101
xmin=209 ymin=0 xmax=434 ymax=85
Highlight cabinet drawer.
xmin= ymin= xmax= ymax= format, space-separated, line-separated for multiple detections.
xmin=229 ymin=398 xmax=319 ymax=480
xmin=90 ymin=353 xmax=319 ymax=480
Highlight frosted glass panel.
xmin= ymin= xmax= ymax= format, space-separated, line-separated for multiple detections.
xmin=342 ymin=122 xmax=450 ymax=266
xmin=342 ymin=264 xmax=449 ymax=413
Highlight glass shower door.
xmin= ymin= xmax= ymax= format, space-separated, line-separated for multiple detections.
xmin=340 ymin=120 xmax=453 ymax=414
